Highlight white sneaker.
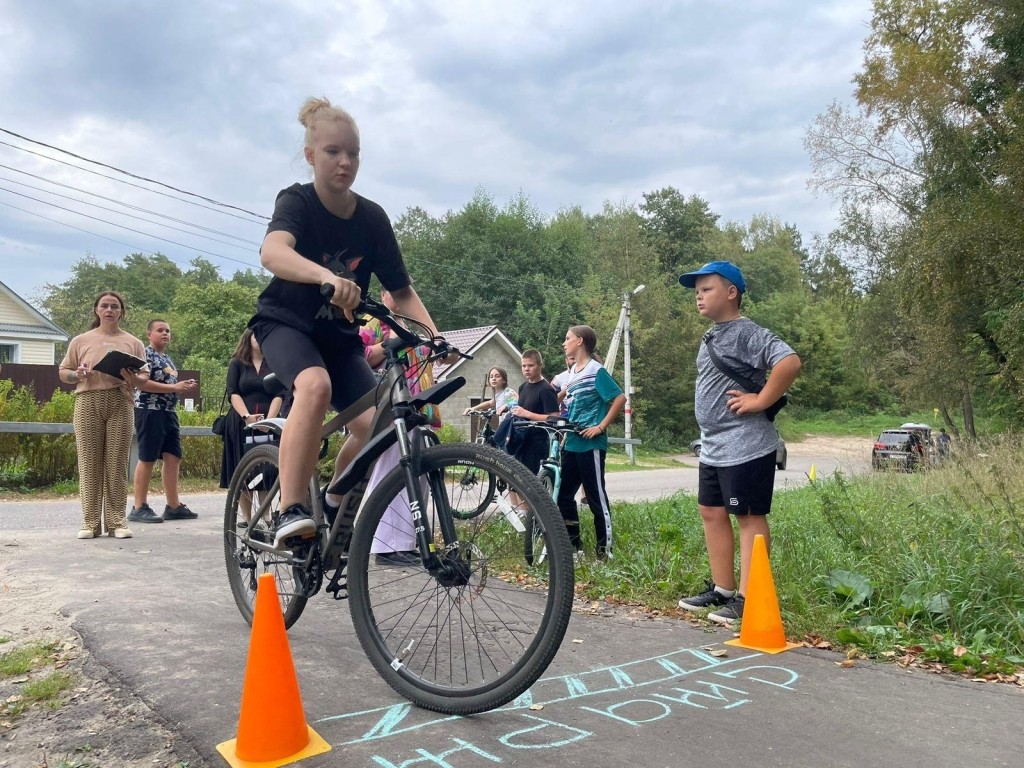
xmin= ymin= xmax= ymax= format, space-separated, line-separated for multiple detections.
xmin=77 ymin=529 xmax=95 ymax=539
xmin=113 ymin=527 xmax=133 ymax=539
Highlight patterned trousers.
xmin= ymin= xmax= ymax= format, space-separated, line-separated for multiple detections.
xmin=73 ymin=389 xmax=134 ymax=534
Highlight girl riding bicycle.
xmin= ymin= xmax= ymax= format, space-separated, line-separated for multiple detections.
xmin=251 ymin=97 xmax=448 ymax=549
xmin=463 ymin=367 xmax=517 ymax=447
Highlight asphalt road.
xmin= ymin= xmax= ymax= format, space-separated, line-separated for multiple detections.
xmin=0 ymin=443 xmax=871 ymax=529
xmin=1 ymin=455 xmax=1021 ymax=768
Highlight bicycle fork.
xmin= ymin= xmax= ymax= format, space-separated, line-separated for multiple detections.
xmin=393 ymin=405 xmax=447 ymax=572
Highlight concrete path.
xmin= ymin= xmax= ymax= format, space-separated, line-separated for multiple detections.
xmin=1 ymin=484 xmax=1021 ymax=768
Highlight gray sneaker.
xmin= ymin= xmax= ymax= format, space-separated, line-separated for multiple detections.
xmin=708 ymin=595 xmax=745 ymax=626
xmin=164 ymin=503 xmax=198 ymax=520
xmin=272 ymin=504 xmax=316 ymax=549
xmin=677 ymin=580 xmax=733 ymax=611
xmin=128 ymin=504 xmax=163 ymax=524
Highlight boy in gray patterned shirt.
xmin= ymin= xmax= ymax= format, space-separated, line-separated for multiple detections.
xmin=676 ymin=262 xmax=801 ymax=625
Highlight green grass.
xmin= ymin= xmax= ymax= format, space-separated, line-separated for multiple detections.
xmin=779 ymin=408 xmax=1007 ymax=441
xmin=20 ymin=670 xmax=75 ymax=709
xmin=0 ymin=641 xmax=59 ymax=677
xmin=576 ymin=438 xmax=1024 ymax=677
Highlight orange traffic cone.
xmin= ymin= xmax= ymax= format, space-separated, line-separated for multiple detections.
xmin=725 ymin=534 xmax=800 ymax=654
xmin=216 ymin=574 xmax=331 ymax=768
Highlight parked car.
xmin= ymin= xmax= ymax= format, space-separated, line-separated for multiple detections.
xmin=872 ymin=424 xmax=933 ymax=471
xmin=689 ymin=437 xmax=787 ymax=470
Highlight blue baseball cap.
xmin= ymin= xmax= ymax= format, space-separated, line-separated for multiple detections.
xmin=678 ymin=260 xmax=746 ymax=294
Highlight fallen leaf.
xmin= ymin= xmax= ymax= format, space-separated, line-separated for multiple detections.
xmin=709 ymin=649 xmax=728 ymax=658
xmin=836 ymin=659 xmax=856 ymax=668
xmin=953 ymin=646 xmax=968 ymax=658
xmin=528 ymin=704 xmax=544 ymax=711
xmin=572 ymin=639 xmax=584 ymax=644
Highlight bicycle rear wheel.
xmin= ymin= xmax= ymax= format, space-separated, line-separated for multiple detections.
xmin=448 ymin=444 xmax=496 ymax=520
xmin=223 ymin=444 xmax=308 ymax=629
xmin=348 ymin=442 xmax=574 ymax=715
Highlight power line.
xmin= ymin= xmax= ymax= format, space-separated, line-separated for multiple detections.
xmin=0 ymin=127 xmax=269 ymax=220
xmin=0 ymin=175 xmax=259 ymax=252
xmin=0 ymin=139 xmax=266 ymax=225
xmin=0 ymin=187 xmax=259 ymax=270
xmin=0 ymin=198 xmax=214 ymax=275
xmin=0 ymin=162 xmax=262 ymax=245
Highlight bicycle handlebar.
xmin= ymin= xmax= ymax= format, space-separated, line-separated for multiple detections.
xmin=319 ymin=283 xmax=470 ymax=363
xmin=516 ymin=417 xmax=584 ymax=434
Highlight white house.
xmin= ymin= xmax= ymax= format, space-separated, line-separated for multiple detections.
xmin=433 ymin=325 xmax=524 ymax=438
xmin=0 ymin=280 xmax=69 ymax=364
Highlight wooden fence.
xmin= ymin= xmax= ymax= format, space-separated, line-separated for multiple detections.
xmin=1 ymin=363 xmax=203 ymax=408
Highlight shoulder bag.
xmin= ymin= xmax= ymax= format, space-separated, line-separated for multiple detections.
xmin=703 ymin=333 xmax=788 ymax=421
xmin=211 ymin=389 xmax=229 ymax=436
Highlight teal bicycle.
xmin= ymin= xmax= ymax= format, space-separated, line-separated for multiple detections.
xmin=519 ymin=418 xmax=581 ymax=565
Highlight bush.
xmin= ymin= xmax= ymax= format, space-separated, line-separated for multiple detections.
xmin=0 ymin=382 xmax=79 ymax=488
xmin=435 ymin=424 xmax=466 ymax=444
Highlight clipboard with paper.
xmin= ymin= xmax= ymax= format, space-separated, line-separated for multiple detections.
xmin=91 ymin=349 xmax=147 ymax=379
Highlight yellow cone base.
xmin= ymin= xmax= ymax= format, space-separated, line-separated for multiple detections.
xmin=725 ymin=637 xmax=801 ymax=654
xmin=216 ymin=725 xmax=331 ymax=768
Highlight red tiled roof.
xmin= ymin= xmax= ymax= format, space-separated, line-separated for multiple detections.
xmin=434 ymin=326 xmax=497 ymax=377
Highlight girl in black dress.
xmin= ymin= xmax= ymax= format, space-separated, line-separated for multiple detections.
xmin=219 ymin=329 xmax=284 ymax=521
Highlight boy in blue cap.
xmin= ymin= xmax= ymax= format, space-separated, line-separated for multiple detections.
xmin=676 ymin=261 xmax=801 ymax=625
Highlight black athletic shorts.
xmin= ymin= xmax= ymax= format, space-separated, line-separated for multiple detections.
xmin=134 ymin=409 xmax=182 ymax=462
xmin=513 ymin=446 xmax=547 ymax=476
xmin=697 ymin=450 xmax=776 ymax=515
xmin=252 ymin=321 xmax=377 ymax=412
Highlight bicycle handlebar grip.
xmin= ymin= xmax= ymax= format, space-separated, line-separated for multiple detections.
xmin=320 ymin=282 xmax=335 ymax=299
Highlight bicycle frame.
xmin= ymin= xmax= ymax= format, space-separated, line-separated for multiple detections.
xmin=236 ymin=335 xmax=466 ymax=586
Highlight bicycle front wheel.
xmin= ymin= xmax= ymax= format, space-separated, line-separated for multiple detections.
xmin=348 ymin=442 xmax=574 ymax=715
xmin=223 ymin=444 xmax=308 ymax=629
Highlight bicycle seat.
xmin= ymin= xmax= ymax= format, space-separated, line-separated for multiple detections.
xmin=262 ymin=372 xmax=288 ymax=397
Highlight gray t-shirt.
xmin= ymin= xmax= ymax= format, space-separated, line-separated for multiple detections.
xmin=694 ymin=317 xmax=795 ymax=467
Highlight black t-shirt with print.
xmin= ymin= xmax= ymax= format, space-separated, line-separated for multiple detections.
xmin=251 ymin=183 xmax=411 ymax=341
xmin=516 ymin=379 xmax=559 ymax=454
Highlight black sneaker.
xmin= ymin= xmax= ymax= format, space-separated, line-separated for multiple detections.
xmin=677 ymin=581 xmax=734 ymax=612
xmin=163 ymin=503 xmax=198 ymax=520
xmin=708 ymin=595 xmax=745 ymax=626
xmin=128 ymin=504 xmax=163 ymax=524
xmin=272 ymin=504 xmax=317 ymax=549
xmin=373 ymin=550 xmax=420 ymax=567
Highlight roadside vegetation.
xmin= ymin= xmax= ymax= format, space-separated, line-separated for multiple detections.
xmin=576 ymin=437 xmax=1024 ymax=680
xmin=0 ymin=640 xmax=78 ymax=720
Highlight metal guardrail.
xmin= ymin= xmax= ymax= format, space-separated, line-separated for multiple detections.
xmin=0 ymin=421 xmax=215 ymax=476
xmin=0 ymin=422 xmax=641 ymax=475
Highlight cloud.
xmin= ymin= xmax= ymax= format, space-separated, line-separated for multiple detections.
xmin=0 ymin=0 xmax=872 ymax=299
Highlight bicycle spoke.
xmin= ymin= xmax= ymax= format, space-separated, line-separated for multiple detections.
xmin=349 ymin=443 xmax=574 ymax=713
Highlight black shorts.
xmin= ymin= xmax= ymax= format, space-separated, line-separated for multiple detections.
xmin=513 ymin=446 xmax=547 ymax=476
xmin=698 ymin=450 xmax=776 ymax=516
xmin=134 ymin=409 xmax=181 ymax=462
xmin=253 ymin=321 xmax=377 ymax=412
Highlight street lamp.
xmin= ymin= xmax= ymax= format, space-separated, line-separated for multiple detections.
xmin=604 ymin=284 xmax=645 ymax=464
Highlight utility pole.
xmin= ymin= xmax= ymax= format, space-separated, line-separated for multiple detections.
xmin=604 ymin=284 xmax=645 ymax=464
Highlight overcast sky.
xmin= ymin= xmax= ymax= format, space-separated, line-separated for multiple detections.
xmin=0 ymin=0 xmax=872 ymax=304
